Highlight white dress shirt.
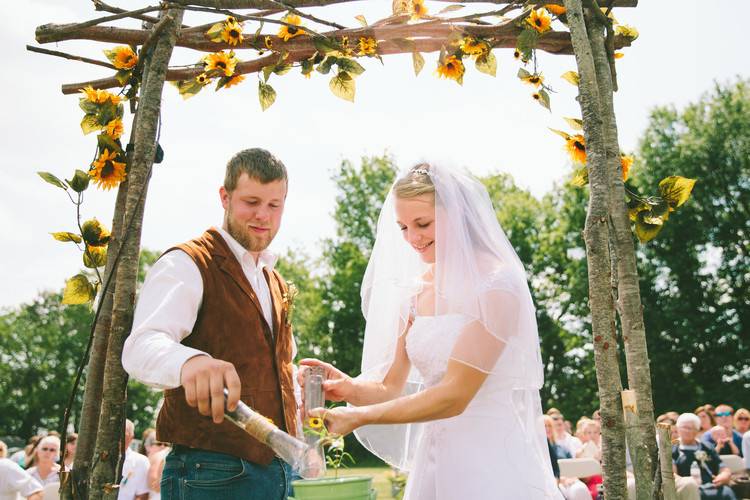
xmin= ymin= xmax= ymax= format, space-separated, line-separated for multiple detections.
xmin=117 ymin=448 xmax=149 ymax=500
xmin=123 ymin=226 xmax=295 ymax=390
xmin=0 ymin=458 xmax=42 ymax=500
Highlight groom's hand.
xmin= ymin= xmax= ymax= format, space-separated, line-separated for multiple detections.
xmin=181 ymin=355 xmax=241 ymax=424
xmin=298 ymin=358 xmax=353 ymax=403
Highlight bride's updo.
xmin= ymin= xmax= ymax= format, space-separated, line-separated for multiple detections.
xmin=393 ymin=163 xmax=435 ymax=200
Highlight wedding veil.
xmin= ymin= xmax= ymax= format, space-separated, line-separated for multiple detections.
xmin=354 ymin=163 xmax=545 ymax=469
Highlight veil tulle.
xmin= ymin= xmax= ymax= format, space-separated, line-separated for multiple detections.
xmin=353 ymin=163 xmax=545 ymax=470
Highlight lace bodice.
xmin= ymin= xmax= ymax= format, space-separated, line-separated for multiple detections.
xmin=405 ymin=314 xmax=471 ymax=387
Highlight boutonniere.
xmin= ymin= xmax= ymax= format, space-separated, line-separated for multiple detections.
xmin=282 ymin=282 xmax=299 ymax=327
xmin=694 ymin=450 xmax=708 ymax=463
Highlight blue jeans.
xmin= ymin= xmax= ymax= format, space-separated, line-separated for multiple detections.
xmin=160 ymin=446 xmax=292 ymax=500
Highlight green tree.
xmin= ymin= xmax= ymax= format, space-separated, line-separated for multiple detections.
xmin=0 ymin=293 xmax=90 ymax=438
xmin=0 ymin=250 xmax=163 ymax=441
xmin=316 ymin=155 xmax=398 ymax=376
xmin=636 ymin=79 xmax=750 ymax=412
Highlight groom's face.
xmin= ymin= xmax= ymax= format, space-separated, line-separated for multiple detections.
xmin=220 ymin=172 xmax=286 ymax=254
xmin=395 ymin=195 xmax=436 ymax=263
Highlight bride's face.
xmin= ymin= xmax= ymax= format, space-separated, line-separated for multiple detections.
xmin=395 ymin=194 xmax=436 ymax=263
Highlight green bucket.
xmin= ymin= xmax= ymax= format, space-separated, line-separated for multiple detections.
xmin=289 ymin=475 xmax=376 ymax=500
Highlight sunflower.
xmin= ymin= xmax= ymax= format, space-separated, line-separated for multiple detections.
xmin=105 ymin=119 xmax=124 ymax=140
xmin=544 ymin=4 xmax=566 ymax=16
xmin=526 ymin=8 xmax=552 ymax=34
xmin=615 ymin=24 xmax=639 ymax=40
xmin=81 ymin=218 xmax=111 ymax=247
xmin=411 ymin=0 xmax=428 ymax=19
xmin=460 ymin=37 xmax=489 ymax=58
xmin=221 ymin=20 xmax=244 ymax=46
xmin=358 ymin=37 xmax=378 ymax=56
xmin=112 ymin=46 xmax=138 ymax=70
xmin=565 ymin=134 xmax=587 ymax=164
xmin=83 ymin=244 xmax=107 ymax=269
xmin=521 ymin=73 xmax=544 ymax=87
xmin=223 ymin=73 xmax=245 ymax=89
xmin=195 ymin=73 xmax=212 ymax=86
xmin=80 ymin=86 xmax=122 ymax=105
xmin=89 ymin=149 xmax=127 ymax=191
xmin=436 ymin=55 xmax=465 ymax=84
xmin=307 ymin=417 xmax=324 ymax=429
xmin=620 ymin=153 xmax=633 ymax=181
xmin=513 ymin=48 xmax=523 ymax=61
xmin=278 ymin=14 xmax=305 ymax=42
xmin=204 ymin=51 xmax=237 ymax=77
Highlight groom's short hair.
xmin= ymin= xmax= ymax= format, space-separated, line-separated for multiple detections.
xmin=224 ymin=148 xmax=288 ymax=191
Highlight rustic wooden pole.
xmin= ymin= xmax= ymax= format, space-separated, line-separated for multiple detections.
xmin=87 ymin=8 xmax=185 ymax=499
xmin=584 ymin=7 xmax=659 ymax=498
xmin=656 ymin=423 xmax=678 ymax=500
xmin=563 ymin=0 xmax=627 ymax=497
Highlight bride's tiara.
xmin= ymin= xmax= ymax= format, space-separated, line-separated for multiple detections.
xmin=412 ymin=168 xmax=430 ymax=176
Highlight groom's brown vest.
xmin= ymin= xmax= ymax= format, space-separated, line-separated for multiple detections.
xmin=155 ymin=228 xmax=298 ymax=465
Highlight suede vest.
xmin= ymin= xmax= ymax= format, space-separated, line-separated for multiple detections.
xmin=155 ymin=228 xmax=298 ymax=465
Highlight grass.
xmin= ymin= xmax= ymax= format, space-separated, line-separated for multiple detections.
xmin=324 ymin=466 xmax=401 ymax=499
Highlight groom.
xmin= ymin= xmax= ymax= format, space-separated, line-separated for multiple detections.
xmin=122 ymin=148 xmax=299 ymax=499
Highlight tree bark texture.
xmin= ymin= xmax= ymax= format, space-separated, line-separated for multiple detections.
xmin=64 ymin=116 xmax=139 ymax=499
xmin=563 ymin=0 xmax=627 ymax=498
xmin=656 ymin=423 xmax=678 ymax=500
xmin=88 ymin=8 xmax=184 ymax=500
xmin=586 ymin=12 xmax=658 ymax=499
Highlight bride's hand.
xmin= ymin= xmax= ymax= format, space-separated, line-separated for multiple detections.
xmin=309 ymin=406 xmax=364 ymax=436
xmin=298 ymin=358 xmax=354 ymax=403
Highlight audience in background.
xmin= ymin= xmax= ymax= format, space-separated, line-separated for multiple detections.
xmin=673 ymin=413 xmax=735 ymax=500
xmin=118 ymin=419 xmax=149 ymax=500
xmin=25 ymin=435 xmax=61 ymax=487
xmin=0 ymin=458 xmax=42 ymax=500
xmin=733 ymin=408 xmax=749 ymax=435
xmin=702 ymin=405 xmax=743 ymax=457
xmin=695 ymin=405 xmax=716 ymax=439
xmin=63 ymin=433 xmax=77 ymax=471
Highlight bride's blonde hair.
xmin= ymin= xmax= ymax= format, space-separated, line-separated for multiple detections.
xmin=393 ymin=163 xmax=435 ymax=199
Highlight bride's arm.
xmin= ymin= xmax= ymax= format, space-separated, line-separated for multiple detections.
xmin=348 ymin=328 xmax=411 ymax=406
xmin=299 ymin=320 xmax=412 ymax=407
xmin=316 ymin=320 xmax=504 ymax=435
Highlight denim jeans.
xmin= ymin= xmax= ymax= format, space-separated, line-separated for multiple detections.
xmin=160 ymin=446 xmax=292 ymax=500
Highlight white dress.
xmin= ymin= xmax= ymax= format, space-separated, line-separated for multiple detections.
xmin=402 ymin=314 xmax=563 ymax=500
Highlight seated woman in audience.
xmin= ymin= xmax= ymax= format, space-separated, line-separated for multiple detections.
xmin=577 ymin=419 xmax=602 ymax=461
xmin=63 ymin=433 xmax=77 ymax=471
xmin=704 ymin=405 xmax=743 ymax=457
xmin=554 ymin=414 xmax=583 ymax=457
xmin=695 ymin=405 xmax=717 ymax=439
xmin=25 ymin=435 xmax=61 ymax=487
xmin=673 ymin=413 xmax=736 ymax=500
xmin=733 ymin=408 xmax=749 ymax=436
xmin=544 ymin=416 xmax=590 ymax=500
xmin=708 ymin=426 xmax=739 ymax=456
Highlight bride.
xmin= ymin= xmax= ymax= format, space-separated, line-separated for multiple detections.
xmin=301 ymin=163 xmax=562 ymax=499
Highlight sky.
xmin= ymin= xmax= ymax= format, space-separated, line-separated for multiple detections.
xmin=0 ymin=0 xmax=745 ymax=308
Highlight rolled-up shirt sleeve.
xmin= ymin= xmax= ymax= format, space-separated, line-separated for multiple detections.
xmin=123 ymin=250 xmax=209 ymax=389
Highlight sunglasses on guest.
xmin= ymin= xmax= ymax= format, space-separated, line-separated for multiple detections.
xmin=715 ymin=411 xmax=732 ymax=417
xmin=40 ymin=447 xmax=59 ymax=452
xmin=737 ymin=416 xmax=750 ymax=421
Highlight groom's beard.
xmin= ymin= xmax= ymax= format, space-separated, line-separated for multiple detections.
xmin=225 ymin=207 xmax=277 ymax=253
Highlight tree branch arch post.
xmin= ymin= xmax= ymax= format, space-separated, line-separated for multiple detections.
xmin=29 ymin=2 xmax=688 ymax=498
